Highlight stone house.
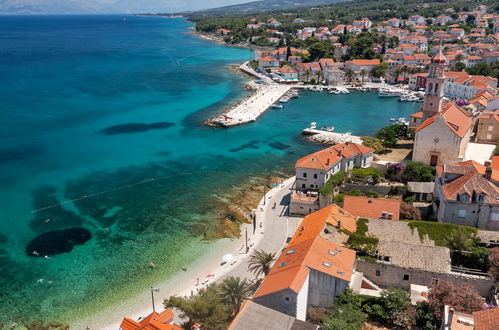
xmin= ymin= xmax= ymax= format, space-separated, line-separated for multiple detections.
xmin=476 ymin=111 xmax=499 ymax=144
xmin=295 ymin=142 xmax=374 ymax=192
xmin=355 ymin=219 xmax=495 ymax=296
xmin=253 ymin=236 xmax=356 ymax=321
xmin=434 ymin=160 xmax=499 ymax=230
xmin=324 ymin=66 xmax=345 ymax=85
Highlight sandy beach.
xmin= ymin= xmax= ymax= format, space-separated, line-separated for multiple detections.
xmin=74 ymin=177 xmax=296 ymax=329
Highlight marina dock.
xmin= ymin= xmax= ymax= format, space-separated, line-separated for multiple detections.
xmin=303 ymin=127 xmax=363 ymax=145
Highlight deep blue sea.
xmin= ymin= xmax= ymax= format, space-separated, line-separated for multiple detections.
xmin=0 ymin=15 xmax=419 ymax=325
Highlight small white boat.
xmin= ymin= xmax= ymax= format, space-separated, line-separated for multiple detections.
xmin=329 ymin=90 xmax=341 ymax=94
xmin=310 ymin=122 xmax=317 ymax=129
xmin=279 ymin=97 xmax=289 ymax=103
xmin=271 ymin=104 xmax=284 ymax=109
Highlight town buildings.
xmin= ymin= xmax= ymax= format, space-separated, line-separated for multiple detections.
xmin=119 ymin=309 xmax=181 ymax=330
xmin=342 ymin=196 xmax=401 ymax=220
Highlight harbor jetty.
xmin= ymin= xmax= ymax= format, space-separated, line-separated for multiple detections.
xmin=207 ymin=83 xmax=292 ymax=127
xmin=303 ymin=126 xmax=363 ymax=145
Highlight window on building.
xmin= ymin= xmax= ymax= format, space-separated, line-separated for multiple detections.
xmin=313 ymin=173 xmax=318 ymax=179
xmin=460 ymin=194 xmax=469 ymax=202
xmin=487 ymin=134 xmax=492 ymax=140
xmin=458 ymin=209 xmax=466 ymax=218
xmin=491 ymin=212 xmax=499 ymax=221
xmin=477 ymin=194 xmax=485 ymax=203
xmin=403 ymin=274 xmax=410 ymax=281
xmin=488 ymin=125 xmax=493 ymax=131
xmin=301 ymin=184 xmax=305 ymax=189
xmin=303 ymin=172 xmax=307 ymax=178
xmin=285 ymin=297 xmax=290 ymax=302
xmin=375 ymin=270 xmax=381 ymax=276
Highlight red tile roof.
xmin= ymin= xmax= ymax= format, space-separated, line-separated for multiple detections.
xmin=439 ymin=161 xmax=499 ymax=203
xmin=348 ymin=59 xmax=381 ymax=66
xmin=290 ymin=204 xmax=358 ymax=245
xmin=253 ymin=236 xmax=356 ymax=298
xmin=120 ymin=309 xmax=180 ymax=330
xmin=473 ymin=307 xmax=499 ymax=330
xmin=343 ymin=196 xmax=401 ymax=220
xmin=295 ymin=142 xmax=373 ymax=170
xmin=416 ymin=103 xmax=472 ymax=138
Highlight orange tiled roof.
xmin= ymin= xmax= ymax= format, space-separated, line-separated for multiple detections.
xmin=440 ymin=161 xmax=499 ymax=203
xmin=473 ymin=307 xmax=499 ymax=330
xmin=253 ymin=236 xmax=356 ymax=298
xmin=295 ymin=142 xmax=373 ymax=170
xmin=290 ymin=204 xmax=358 ymax=245
xmin=120 ymin=310 xmax=180 ymax=330
xmin=410 ymin=111 xmax=423 ymax=118
xmin=278 ymin=65 xmax=297 ymax=73
xmin=349 ymin=59 xmax=381 ymax=66
xmin=492 ymin=156 xmax=499 ymax=171
xmin=343 ymin=196 xmax=401 ymax=220
xmin=416 ymin=103 xmax=472 ymax=138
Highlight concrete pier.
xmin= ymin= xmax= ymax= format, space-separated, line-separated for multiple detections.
xmin=303 ymin=128 xmax=363 ymax=144
xmin=208 ymin=84 xmax=292 ymax=127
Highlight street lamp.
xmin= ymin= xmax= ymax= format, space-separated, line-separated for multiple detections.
xmin=151 ymin=287 xmax=159 ymax=313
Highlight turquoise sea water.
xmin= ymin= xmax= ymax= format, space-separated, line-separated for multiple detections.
xmin=0 ymin=15 xmax=420 ymax=324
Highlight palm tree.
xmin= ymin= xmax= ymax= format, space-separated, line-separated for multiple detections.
xmin=217 ymin=276 xmax=252 ymax=316
xmin=360 ymin=69 xmax=367 ymax=83
xmin=248 ymin=249 xmax=275 ymax=277
xmin=345 ymin=68 xmax=355 ymax=84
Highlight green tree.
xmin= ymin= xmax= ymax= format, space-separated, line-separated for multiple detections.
xmin=309 ymin=41 xmax=334 ymax=61
xmin=371 ymin=62 xmax=388 ymax=78
xmin=164 ymin=283 xmax=232 ymax=329
xmin=345 ymin=68 xmax=355 ymax=83
xmin=415 ymin=302 xmax=438 ymax=330
xmin=401 ymin=161 xmax=436 ymax=182
xmin=322 ymin=289 xmax=366 ymax=330
xmin=375 ymin=126 xmax=397 ymax=147
xmin=247 ymin=249 xmax=275 ymax=277
xmin=217 ymin=276 xmax=252 ymax=316
xmin=454 ymin=62 xmax=466 ymax=71
xmin=361 ymin=136 xmax=385 ymax=153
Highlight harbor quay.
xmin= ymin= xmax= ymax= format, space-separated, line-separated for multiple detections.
xmin=207 ymin=61 xmax=414 ymax=128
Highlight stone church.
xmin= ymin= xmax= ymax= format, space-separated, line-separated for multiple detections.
xmin=410 ymin=50 xmax=473 ymax=166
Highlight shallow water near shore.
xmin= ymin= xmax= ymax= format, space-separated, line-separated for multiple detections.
xmin=0 ymin=15 xmax=419 ymax=325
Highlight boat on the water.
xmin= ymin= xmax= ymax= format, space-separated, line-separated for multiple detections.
xmin=279 ymin=97 xmax=289 ymax=103
xmin=271 ymin=104 xmax=284 ymax=109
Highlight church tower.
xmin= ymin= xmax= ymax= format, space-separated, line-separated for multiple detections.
xmin=421 ymin=50 xmax=447 ymax=120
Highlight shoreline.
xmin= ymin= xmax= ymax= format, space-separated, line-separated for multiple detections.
xmin=76 ymin=176 xmax=294 ymax=330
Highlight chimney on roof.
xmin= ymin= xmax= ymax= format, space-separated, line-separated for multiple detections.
xmin=301 ymin=226 xmax=305 ymax=231
xmin=326 ymin=158 xmax=330 ymax=166
xmin=336 ymin=220 xmax=342 ymax=229
xmin=485 ymin=166 xmax=492 ymax=180
xmin=368 ymin=199 xmax=374 ymax=203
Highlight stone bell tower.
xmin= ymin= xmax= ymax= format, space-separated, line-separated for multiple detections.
xmin=421 ymin=50 xmax=447 ymax=120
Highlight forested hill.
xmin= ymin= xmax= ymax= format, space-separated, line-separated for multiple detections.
xmin=178 ymin=0 xmax=349 ymax=16
xmin=188 ymin=0 xmax=496 ymax=31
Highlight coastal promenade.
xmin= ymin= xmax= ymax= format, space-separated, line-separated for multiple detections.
xmin=97 ymin=177 xmax=301 ymax=329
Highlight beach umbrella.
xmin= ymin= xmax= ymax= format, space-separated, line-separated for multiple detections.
xmin=222 ymin=254 xmax=234 ymax=263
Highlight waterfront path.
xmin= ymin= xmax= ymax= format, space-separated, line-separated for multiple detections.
xmin=98 ymin=177 xmax=301 ymax=329
xmin=209 ymin=83 xmax=292 ymax=127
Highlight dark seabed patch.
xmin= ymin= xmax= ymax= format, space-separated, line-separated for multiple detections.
xmin=100 ymin=122 xmax=175 ymax=135
xmin=25 ymin=228 xmax=91 ymax=257
xmin=229 ymin=140 xmax=259 ymax=153
xmin=0 ymin=144 xmax=43 ymax=162
xmin=269 ymin=142 xmax=291 ymax=150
